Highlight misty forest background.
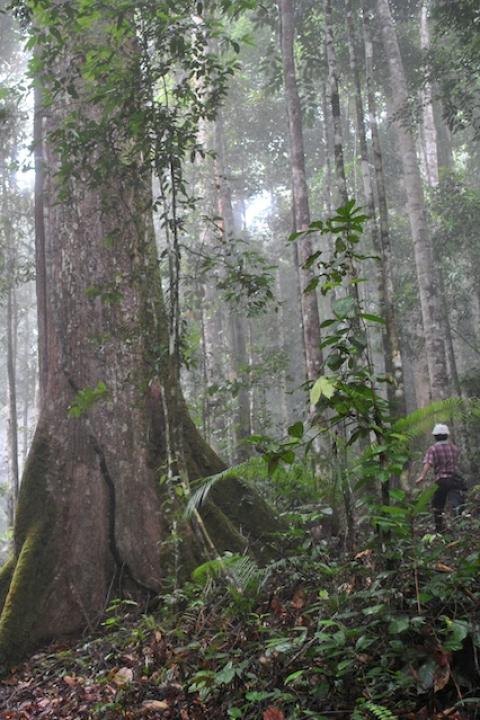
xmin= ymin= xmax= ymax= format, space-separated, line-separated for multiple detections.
xmin=1 ymin=0 xmax=480 ymax=533
xmin=0 ymin=0 xmax=480 ymax=717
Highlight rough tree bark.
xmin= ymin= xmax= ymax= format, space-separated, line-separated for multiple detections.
xmin=0 ymin=10 xmax=279 ymax=668
xmin=376 ymin=0 xmax=450 ymax=401
xmin=277 ymin=0 xmax=323 ymax=384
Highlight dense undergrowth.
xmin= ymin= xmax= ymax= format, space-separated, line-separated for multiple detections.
xmin=1 ymin=465 xmax=479 ymax=719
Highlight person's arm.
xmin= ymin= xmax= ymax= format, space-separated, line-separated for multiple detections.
xmin=416 ymin=462 xmax=431 ymax=485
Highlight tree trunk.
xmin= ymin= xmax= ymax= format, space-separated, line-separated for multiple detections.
xmin=0 ymin=14 xmax=280 ymax=667
xmin=432 ymin=99 xmax=453 ymax=174
xmin=6 ymin=281 xmax=19 ymax=528
xmin=419 ymin=2 xmax=439 ymax=188
xmin=33 ymin=81 xmax=49 ymax=399
xmin=324 ymin=0 xmax=348 ymax=207
xmin=21 ymin=293 xmax=34 ymax=467
xmin=277 ymin=0 xmax=323 ymax=384
xmin=360 ymin=0 xmax=406 ymax=415
xmin=376 ymin=0 xmax=450 ymax=401
xmin=321 ymin=80 xmax=335 ymax=216
xmin=214 ymin=114 xmax=252 ymax=462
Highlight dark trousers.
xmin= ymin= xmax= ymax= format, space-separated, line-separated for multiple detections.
xmin=432 ymin=475 xmax=466 ymax=532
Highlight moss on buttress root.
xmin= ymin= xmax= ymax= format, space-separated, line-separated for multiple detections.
xmin=0 ymin=426 xmax=57 ymax=669
xmin=202 ymin=500 xmax=249 ymax=556
xmin=0 ymin=558 xmax=15 ymax=616
xmin=210 ymin=476 xmax=285 ymax=563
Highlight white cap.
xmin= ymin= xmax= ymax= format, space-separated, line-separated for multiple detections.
xmin=432 ymin=423 xmax=450 ymax=436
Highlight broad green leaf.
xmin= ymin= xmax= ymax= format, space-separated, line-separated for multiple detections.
xmin=443 ymin=618 xmax=469 ymax=651
xmin=332 ymin=296 xmax=356 ymax=319
xmin=361 ymin=313 xmax=385 ymax=325
xmin=310 ymin=376 xmax=336 ymax=405
xmin=362 ymin=604 xmax=385 ymax=616
xmin=228 ymin=710 xmax=242 ymax=719
xmin=288 ymin=421 xmax=304 ymax=439
xmin=284 ymin=669 xmax=305 ymax=684
xmin=388 ymin=616 xmax=410 ymax=634
xmin=281 ymin=449 xmax=295 ymax=464
xmin=414 ymin=485 xmax=436 ymax=514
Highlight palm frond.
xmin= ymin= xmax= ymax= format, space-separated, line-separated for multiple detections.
xmin=228 ymin=555 xmax=263 ymax=592
xmin=185 ymin=470 xmax=228 ymax=519
xmin=185 ymin=460 xmax=255 ymax=519
xmin=191 ymin=552 xmax=263 ymax=592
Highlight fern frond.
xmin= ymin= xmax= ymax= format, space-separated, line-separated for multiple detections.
xmin=393 ymin=396 xmax=480 ymax=438
xmin=364 ymin=701 xmax=398 ymax=720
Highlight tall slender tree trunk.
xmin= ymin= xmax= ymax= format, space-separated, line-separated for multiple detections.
xmin=33 ymin=82 xmax=48 ymax=399
xmin=324 ymin=0 xmax=348 ymax=207
xmin=360 ymin=0 xmax=406 ymax=414
xmin=417 ymin=3 xmax=462 ymax=401
xmin=321 ymin=81 xmax=335 ymax=216
xmin=277 ymin=0 xmax=323 ymax=384
xmin=376 ymin=0 xmax=450 ymax=401
xmin=0 ymin=161 xmax=20 ymax=526
xmin=6 ymin=281 xmax=19 ymax=527
xmin=214 ymin=115 xmax=251 ymax=462
xmin=21 ymin=295 xmax=33 ymax=466
xmin=419 ymin=2 xmax=439 ymax=188
xmin=432 ymin=99 xmax=453 ymax=174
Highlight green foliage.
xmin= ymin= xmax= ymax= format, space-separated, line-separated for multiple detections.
xmin=393 ymin=396 xmax=480 ymax=439
xmin=4 ymin=505 xmax=480 ymax=717
xmin=353 ymin=701 xmax=398 ymax=720
xmin=102 ymin=598 xmax=139 ymax=629
xmin=68 ymin=381 xmax=109 ymax=418
xmin=213 ymin=241 xmax=276 ymax=316
xmin=430 ymin=0 xmax=480 ymax=137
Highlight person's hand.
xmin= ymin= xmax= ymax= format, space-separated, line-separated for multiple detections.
xmin=416 ymin=476 xmax=424 ymax=485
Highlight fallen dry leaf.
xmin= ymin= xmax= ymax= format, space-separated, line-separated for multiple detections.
xmin=354 ymin=548 xmax=373 ymax=561
xmin=434 ymin=562 xmax=455 ymax=573
xmin=112 ymin=666 xmax=134 ymax=685
xmin=142 ymin=699 xmax=169 ymax=711
xmin=270 ymin=595 xmax=285 ymax=617
xmin=291 ymin=589 xmax=305 ymax=609
xmin=263 ymin=706 xmax=285 ymax=720
xmin=433 ymin=663 xmax=450 ymax=692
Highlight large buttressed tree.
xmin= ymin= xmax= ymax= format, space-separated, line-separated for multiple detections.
xmin=0 ymin=0 xmax=277 ymax=666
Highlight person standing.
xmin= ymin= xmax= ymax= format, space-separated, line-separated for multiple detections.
xmin=416 ymin=424 xmax=465 ymax=532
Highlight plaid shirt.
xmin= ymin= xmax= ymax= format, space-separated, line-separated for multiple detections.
xmin=424 ymin=441 xmax=459 ymax=482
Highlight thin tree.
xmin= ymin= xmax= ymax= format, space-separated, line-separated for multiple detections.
xmin=376 ymin=0 xmax=450 ymax=402
xmin=214 ymin=113 xmax=252 ymax=462
xmin=355 ymin=0 xmax=406 ymax=414
xmin=277 ymin=0 xmax=323 ymax=384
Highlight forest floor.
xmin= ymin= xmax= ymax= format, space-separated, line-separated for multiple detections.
xmin=1 ymin=512 xmax=479 ymax=720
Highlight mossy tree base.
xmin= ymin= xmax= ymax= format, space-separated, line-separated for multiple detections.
xmin=0 ymin=401 xmax=282 ymax=668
